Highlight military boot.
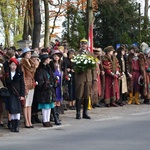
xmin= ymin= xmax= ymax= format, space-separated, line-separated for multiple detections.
xmin=75 ymin=98 xmax=81 ymax=119
xmin=83 ymin=99 xmax=91 ymax=119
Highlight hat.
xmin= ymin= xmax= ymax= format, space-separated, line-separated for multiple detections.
xmin=5 ymin=51 xmax=15 ymax=59
xmin=31 ymin=51 xmax=39 ymax=58
xmin=130 ymin=46 xmax=139 ymax=53
xmin=117 ymin=46 xmax=126 ymax=53
xmin=104 ymin=46 xmax=115 ymax=53
xmin=17 ymin=48 xmax=22 ymax=52
xmin=80 ymin=38 xmax=88 ymax=44
xmin=55 ymin=39 xmax=59 ymax=42
xmin=68 ymin=49 xmax=75 ymax=53
xmin=41 ymin=48 xmax=48 ymax=53
xmin=9 ymin=57 xmax=18 ymax=65
xmin=39 ymin=54 xmax=50 ymax=61
xmin=58 ymin=46 xmax=64 ymax=52
xmin=21 ymin=47 xmax=33 ymax=57
xmin=51 ymin=50 xmax=63 ymax=57
xmin=93 ymin=48 xmax=102 ymax=52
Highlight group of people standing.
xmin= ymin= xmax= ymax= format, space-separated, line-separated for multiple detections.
xmin=73 ymin=39 xmax=150 ymax=120
xmin=0 ymin=46 xmax=64 ymax=132
xmin=0 ymin=39 xmax=150 ymax=133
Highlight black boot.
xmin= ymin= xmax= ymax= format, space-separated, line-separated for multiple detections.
xmin=14 ymin=119 xmax=19 ymax=132
xmin=55 ymin=106 xmax=60 ymax=121
xmin=75 ymin=98 xmax=81 ymax=119
xmin=50 ymin=113 xmax=54 ymax=122
xmin=11 ymin=120 xmax=15 ymax=132
xmin=35 ymin=114 xmax=41 ymax=123
xmin=83 ymin=99 xmax=91 ymax=119
xmin=52 ymin=108 xmax=61 ymax=125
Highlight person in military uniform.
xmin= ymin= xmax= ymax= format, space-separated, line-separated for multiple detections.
xmin=75 ymin=39 xmax=95 ymax=119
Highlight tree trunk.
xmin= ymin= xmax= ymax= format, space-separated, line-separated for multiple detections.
xmin=22 ymin=9 xmax=29 ymax=40
xmin=143 ymin=0 xmax=149 ymax=30
xmin=22 ymin=0 xmax=34 ymax=40
xmin=4 ymin=25 xmax=10 ymax=47
xmin=0 ymin=2 xmax=10 ymax=47
xmin=32 ymin=0 xmax=42 ymax=48
xmin=44 ymin=0 xmax=49 ymax=47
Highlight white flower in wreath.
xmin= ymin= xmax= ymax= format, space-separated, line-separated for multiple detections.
xmin=84 ymin=60 xmax=88 ymax=64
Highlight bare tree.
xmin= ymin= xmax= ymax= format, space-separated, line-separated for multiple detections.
xmin=32 ymin=0 xmax=42 ymax=48
xmin=22 ymin=0 xmax=34 ymax=40
xmin=43 ymin=0 xmax=49 ymax=47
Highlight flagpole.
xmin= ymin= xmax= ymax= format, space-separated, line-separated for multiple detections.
xmin=87 ymin=0 xmax=94 ymax=52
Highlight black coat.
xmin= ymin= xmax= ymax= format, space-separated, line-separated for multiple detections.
xmin=34 ymin=63 xmax=57 ymax=104
xmin=64 ymin=58 xmax=76 ymax=100
xmin=5 ymin=68 xmax=25 ymax=114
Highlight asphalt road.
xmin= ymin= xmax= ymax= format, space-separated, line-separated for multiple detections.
xmin=0 ymin=104 xmax=150 ymax=150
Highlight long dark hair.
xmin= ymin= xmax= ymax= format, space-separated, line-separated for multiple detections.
xmin=50 ymin=55 xmax=63 ymax=72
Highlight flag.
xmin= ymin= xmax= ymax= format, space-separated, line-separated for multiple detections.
xmin=88 ymin=24 xmax=93 ymax=52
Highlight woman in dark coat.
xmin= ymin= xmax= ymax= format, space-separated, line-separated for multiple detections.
xmin=34 ymin=54 xmax=58 ymax=127
xmin=5 ymin=58 xmax=25 ymax=132
xmin=64 ymin=49 xmax=76 ymax=110
xmin=50 ymin=50 xmax=63 ymax=119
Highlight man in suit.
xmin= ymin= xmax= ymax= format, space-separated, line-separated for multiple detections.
xmin=75 ymin=38 xmax=95 ymax=119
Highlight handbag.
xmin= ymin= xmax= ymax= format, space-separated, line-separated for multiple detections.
xmin=0 ymin=87 xmax=10 ymax=97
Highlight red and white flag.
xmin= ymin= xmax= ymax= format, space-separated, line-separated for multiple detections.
xmin=88 ymin=24 xmax=93 ymax=52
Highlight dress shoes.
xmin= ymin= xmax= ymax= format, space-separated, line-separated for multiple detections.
xmin=43 ymin=122 xmax=53 ymax=127
xmin=0 ymin=123 xmax=4 ymax=127
xmin=76 ymin=113 xmax=81 ymax=119
xmin=94 ymin=103 xmax=101 ymax=107
xmin=25 ymin=125 xmax=30 ymax=128
xmin=83 ymin=113 xmax=91 ymax=119
xmin=69 ymin=106 xmax=74 ymax=110
xmin=92 ymin=105 xmax=96 ymax=109
xmin=105 ymin=104 xmax=110 ymax=107
xmin=117 ymin=103 xmax=124 ymax=107
xmin=110 ymin=103 xmax=119 ymax=107
xmin=143 ymin=99 xmax=150 ymax=104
